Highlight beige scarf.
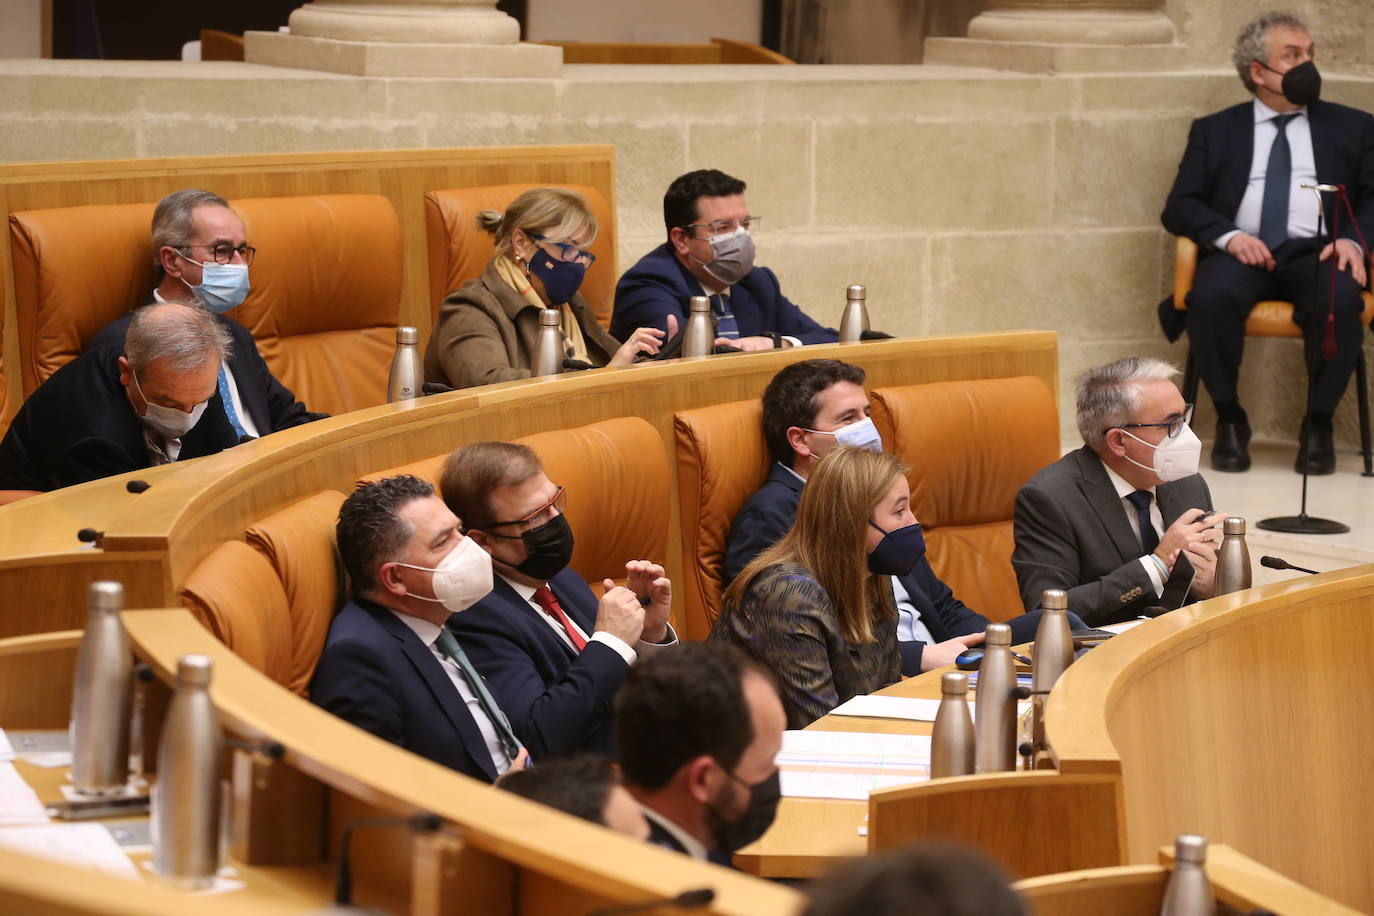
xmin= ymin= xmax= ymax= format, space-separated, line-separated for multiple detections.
xmin=495 ymin=255 xmax=591 ymax=364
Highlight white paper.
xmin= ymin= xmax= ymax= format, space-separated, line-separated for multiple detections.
xmin=0 ymin=823 xmax=140 ymax=880
xmin=1102 ymin=619 xmax=1147 ymax=634
xmin=18 ymin=753 xmax=72 ymax=769
xmin=780 ymin=769 xmax=928 ymax=801
xmin=828 ymin=694 xmax=1030 ymax=724
xmin=777 ymin=730 xmax=933 ymax=799
xmin=0 ymin=762 xmax=49 ymax=825
xmin=779 ymin=729 xmax=932 ymax=760
xmin=0 ymin=730 xmax=14 ymax=762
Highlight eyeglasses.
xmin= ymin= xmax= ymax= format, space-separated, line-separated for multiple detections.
xmin=181 ymin=242 xmax=256 ymax=265
xmin=1114 ymin=404 xmax=1195 ymax=439
xmin=482 ymin=486 xmax=567 ymax=536
xmin=528 ymin=233 xmax=596 ymax=267
xmin=682 ymin=217 xmax=760 ymax=238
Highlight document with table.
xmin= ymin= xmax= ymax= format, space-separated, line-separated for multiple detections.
xmin=777 ymin=730 xmax=932 ymax=800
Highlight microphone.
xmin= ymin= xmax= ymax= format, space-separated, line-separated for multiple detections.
xmin=421 ymin=381 xmax=454 ymax=396
xmin=562 ymin=358 xmax=596 ymax=372
xmin=584 ymin=888 xmax=715 ymax=916
xmin=126 ymin=480 xmax=151 ymax=493
xmin=334 ymin=813 xmax=442 ymax=907
xmin=1259 ymin=555 xmax=1321 ymax=575
xmin=237 ymin=434 xmax=256 ymax=446
xmin=860 ymin=329 xmax=895 ymax=340
xmin=76 ymin=528 xmax=103 ymax=544
xmin=1300 ymin=183 xmax=1340 ymax=193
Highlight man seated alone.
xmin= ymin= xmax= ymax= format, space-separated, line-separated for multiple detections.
xmin=615 ymin=643 xmax=785 ymax=864
xmin=1013 ymin=357 xmax=1224 ymax=626
xmin=441 ymin=441 xmax=676 ymax=760
xmin=0 ymin=303 xmax=238 ymax=491
xmin=312 ymin=475 xmax=529 ymax=782
xmin=88 ymin=188 xmax=324 ymax=437
xmin=612 ymin=169 xmax=838 ymax=351
xmin=725 ymin=359 xmax=1079 ymax=675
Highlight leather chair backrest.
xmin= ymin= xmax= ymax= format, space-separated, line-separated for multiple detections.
xmin=9 ymin=203 xmax=156 ymax=396
xmin=672 ymin=399 xmax=769 ymax=639
xmin=179 ymin=540 xmax=295 ymax=687
xmin=870 ymin=376 xmax=1058 ymax=621
xmin=232 ymin=195 xmax=402 ymax=416
xmin=357 ymin=455 xmax=446 ymax=488
xmin=424 ymin=184 xmax=616 ymax=328
xmin=244 ymin=490 xmax=347 ymax=696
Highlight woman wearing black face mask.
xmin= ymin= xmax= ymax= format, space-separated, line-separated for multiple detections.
xmin=424 ymin=188 xmax=667 ymax=390
xmin=711 ymin=446 xmax=916 ymax=728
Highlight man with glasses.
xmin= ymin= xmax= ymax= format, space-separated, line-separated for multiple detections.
xmin=612 ymin=169 xmax=837 ymax=351
xmin=89 ymin=189 xmax=323 ymax=439
xmin=1013 ymin=357 xmax=1225 ymax=626
xmin=440 ymin=441 xmax=677 ymax=760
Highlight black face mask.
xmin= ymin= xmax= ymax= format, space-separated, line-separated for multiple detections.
xmin=707 ymin=768 xmax=781 ymax=853
xmin=513 ymin=512 xmax=575 ymax=581
xmin=1261 ymin=59 xmax=1321 ymax=106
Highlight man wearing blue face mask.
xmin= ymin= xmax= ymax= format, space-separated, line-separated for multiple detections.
xmin=612 ymin=169 xmax=838 ymax=351
xmin=88 ymin=189 xmax=324 ymax=439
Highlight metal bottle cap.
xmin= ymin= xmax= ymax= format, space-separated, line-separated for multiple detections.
xmin=395 ymin=326 xmax=418 ymax=345
xmin=1222 ymin=516 xmax=1245 ymax=536
xmin=1041 ymin=588 xmax=1068 ymax=612
xmin=985 ymin=622 xmax=1011 ymax=646
xmin=89 ymin=581 xmax=124 ymax=612
xmin=689 ymin=295 xmax=711 ymax=314
xmin=1174 ymin=834 xmax=1208 ymax=864
xmin=846 ymin=284 xmax=866 ymax=300
xmin=940 ymin=672 xmax=968 ymax=697
xmin=539 ymin=308 xmax=560 ymax=327
xmin=176 ymin=654 xmax=214 ymax=688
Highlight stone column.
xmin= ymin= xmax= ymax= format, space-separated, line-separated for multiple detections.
xmin=245 ymin=0 xmax=561 ymax=78
xmin=925 ymin=0 xmax=1181 ymax=73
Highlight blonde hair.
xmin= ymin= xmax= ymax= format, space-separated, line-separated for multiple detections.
xmin=725 ymin=446 xmax=906 ymax=644
xmin=477 ymin=188 xmax=599 ymax=261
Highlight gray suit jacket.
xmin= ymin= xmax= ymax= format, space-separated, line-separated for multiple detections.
xmin=1012 ymin=446 xmax=1213 ymax=626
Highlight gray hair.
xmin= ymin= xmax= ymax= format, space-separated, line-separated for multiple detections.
xmin=124 ymin=303 xmax=233 ymax=374
xmin=1075 ymin=357 xmax=1179 ymax=450
xmin=1233 ymin=11 xmax=1308 ymax=93
xmin=151 ymin=189 xmax=231 ymax=272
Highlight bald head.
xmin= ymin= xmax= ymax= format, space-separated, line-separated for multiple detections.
xmin=123 ymin=303 xmax=232 ymax=375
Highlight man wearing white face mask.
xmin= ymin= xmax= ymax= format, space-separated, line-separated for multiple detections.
xmin=1013 ymin=357 xmax=1226 ymax=626
xmin=89 ymin=189 xmax=324 ymax=439
xmin=312 ymin=475 xmax=531 ymax=782
xmin=612 ymin=169 xmax=838 ymax=351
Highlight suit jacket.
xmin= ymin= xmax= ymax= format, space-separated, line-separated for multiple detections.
xmin=723 ymin=464 xmax=1050 ymax=675
xmin=1013 ymin=446 xmax=1213 ymax=627
xmin=611 ymin=243 xmax=838 ymax=345
xmin=310 ymin=597 xmax=499 ymax=782
xmin=0 ymin=342 xmax=239 ymax=491
xmin=449 ymin=568 xmax=630 ymax=760
xmin=424 ymin=260 xmax=622 ymax=390
xmin=90 ymin=304 xmax=325 ymax=436
xmin=1161 ymin=99 xmax=1374 ymax=252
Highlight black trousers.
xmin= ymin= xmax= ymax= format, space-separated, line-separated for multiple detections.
xmin=1185 ymin=237 xmax=1365 ymax=414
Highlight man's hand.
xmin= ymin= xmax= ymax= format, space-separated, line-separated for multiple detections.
xmin=594 ymin=582 xmax=646 ymax=646
xmin=1225 ymin=232 xmax=1276 ymax=271
xmin=919 ymin=632 xmax=986 ymax=673
xmin=1155 ymin=508 xmax=1225 ymax=573
xmin=625 ymin=560 xmax=671 ymax=643
xmin=722 ymin=335 xmax=777 ymax=352
xmin=511 ymin=747 xmax=532 ymax=770
xmin=1320 ymin=238 xmax=1369 ymax=287
xmin=1183 ymin=539 xmax=1220 ymax=599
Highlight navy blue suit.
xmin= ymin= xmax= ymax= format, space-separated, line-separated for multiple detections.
xmin=612 ymin=243 xmax=837 ymax=344
xmin=724 ymin=465 xmax=1056 ymax=675
xmin=311 ymin=597 xmax=499 ymax=782
xmin=449 ymin=568 xmax=629 ymax=760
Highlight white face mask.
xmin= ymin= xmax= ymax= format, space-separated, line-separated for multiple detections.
xmin=131 ymin=369 xmax=209 ymax=440
xmin=396 ymin=536 xmax=494 ymax=614
xmin=1120 ymin=424 xmax=1202 ymax=482
xmin=807 ymin=416 xmax=884 ymax=453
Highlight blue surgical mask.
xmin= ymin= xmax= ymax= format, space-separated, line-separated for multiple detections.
xmin=179 ymin=254 xmax=250 ymax=314
xmin=866 ymin=521 xmax=926 ymax=576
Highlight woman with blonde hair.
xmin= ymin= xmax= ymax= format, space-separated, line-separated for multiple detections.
xmin=425 ymin=187 xmax=666 ymax=390
xmin=711 ymin=446 xmax=924 ymax=728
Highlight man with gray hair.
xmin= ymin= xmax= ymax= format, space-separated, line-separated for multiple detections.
xmin=0 ymin=303 xmax=240 ymax=491
xmin=1012 ymin=357 xmax=1224 ymax=625
xmin=1161 ymin=10 xmax=1374 ymax=475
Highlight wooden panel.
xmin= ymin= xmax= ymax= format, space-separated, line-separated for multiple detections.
xmin=0 ymin=630 xmax=79 ymax=727
xmin=1016 ymin=865 xmax=1166 ymax=916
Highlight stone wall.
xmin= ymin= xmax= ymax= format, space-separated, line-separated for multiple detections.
xmin=1 ymin=57 xmax=1374 ymax=448
xmin=1167 ymin=0 xmax=1374 ymax=78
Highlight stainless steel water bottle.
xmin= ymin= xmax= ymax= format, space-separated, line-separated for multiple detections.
xmin=386 ymin=326 xmax=422 ymax=403
xmin=930 ymin=672 xmax=975 ymax=778
xmin=683 ymin=295 xmax=713 ymax=358
xmin=1160 ymin=834 xmax=1216 ymax=916
xmin=70 ymin=581 xmax=131 ymax=796
xmin=534 ymin=308 xmax=562 ymax=377
xmin=974 ymin=622 xmax=1017 ymax=773
xmin=1212 ymin=517 xmax=1251 ymax=596
xmin=838 ymin=284 xmax=870 ymax=343
xmin=1031 ymin=588 xmax=1074 ymax=757
xmin=153 ymin=654 xmax=224 ymax=889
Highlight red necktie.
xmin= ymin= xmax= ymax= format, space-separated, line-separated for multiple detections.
xmin=533 ymin=586 xmax=586 ymax=652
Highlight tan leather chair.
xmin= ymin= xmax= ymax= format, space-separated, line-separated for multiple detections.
xmin=358 ymin=455 xmax=446 ymax=488
xmin=180 ymin=540 xmax=296 ymax=687
xmin=244 ymin=490 xmax=347 ymax=696
xmin=672 ymin=399 xmax=769 ymax=640
xmin=870 ymin=376 xmax=1058 ymax=621
xmin=424 ymin=184 xmax=616 ymax=328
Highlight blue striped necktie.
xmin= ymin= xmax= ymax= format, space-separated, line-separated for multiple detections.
xmin=216 ymin=364 xmax=248 ymax=439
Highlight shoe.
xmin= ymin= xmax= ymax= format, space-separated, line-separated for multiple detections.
xmin=1211 ymin=421 xmax=1251 ymax=472
xmin=1295 ymin=421 xmax=1336 ymax=475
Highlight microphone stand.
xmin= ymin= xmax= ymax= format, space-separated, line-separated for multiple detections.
xmin=1258 ymin=183 xmax=1350 ymax=535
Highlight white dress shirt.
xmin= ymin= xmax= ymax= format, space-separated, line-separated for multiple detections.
xmin=1215 ymin=98 xmax=1318 ymax=251
xmin=1102 ymin=463 xmax=1166 ymax=598
xmin=499 ymin=574 xmax=677 ymax=665
xmin=640 ymin=804 xmax=707 ymax=860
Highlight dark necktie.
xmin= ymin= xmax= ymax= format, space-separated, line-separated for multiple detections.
xmin=1126 ymin=490 xmax=1159 ymax=557
xmin=1258 ymin=113 xmax=1298 ymax=251
xmin=533 ymin=586 xmax=587 ymax=652
xmin=432 ymin=628 xmax=523 ymax=760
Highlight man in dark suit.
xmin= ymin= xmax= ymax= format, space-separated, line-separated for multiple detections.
xmin=89 ymin=188 xmax=324 ymax=437
xmin=612 ymin=169 xmax=837 ymax=350
xmin=1161 ymin=11 xmax=1374 ymax=474
xmin=615 ymin=643 xmax=784 ymax=863
xmin=312 ymin=475 xmax=528 ymax=782
xmin=0 ymin=303 xmax=239 ymax=491
xmin=725 ymin=359 xmax=1073 ymax=676
xmin=441 ymin=441 xmax=676 ymax=761
xmin=1014 ymin=357 xmax=1224 ymax=627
